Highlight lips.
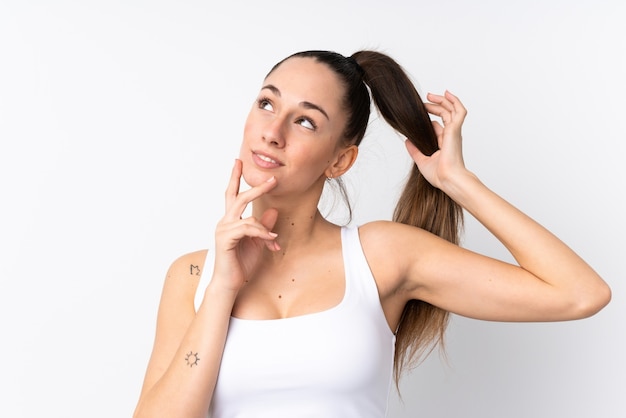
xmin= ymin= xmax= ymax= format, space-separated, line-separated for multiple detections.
xmin=252 ymin=151 xmax=284 ymax=168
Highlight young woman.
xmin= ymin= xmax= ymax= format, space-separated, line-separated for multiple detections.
xmin=133 ymin=50 xmax=611 ymax=417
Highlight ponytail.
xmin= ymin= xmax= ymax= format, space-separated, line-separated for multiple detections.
xmin=352 ymin=51 xmax=464 ymax=384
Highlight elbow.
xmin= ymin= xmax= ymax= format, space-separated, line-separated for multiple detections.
xmin=570 ymin=280 xmax=612 ymax=319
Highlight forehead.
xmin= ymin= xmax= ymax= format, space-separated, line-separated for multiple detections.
xmin=264 ymin=57 xmax=345 ymax=113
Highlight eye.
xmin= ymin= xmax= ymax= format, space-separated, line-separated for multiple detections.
xmin=257 ymin=97 xmax=273 ymax=111
xmin=297 ymin=117 xmax=317 ymax=131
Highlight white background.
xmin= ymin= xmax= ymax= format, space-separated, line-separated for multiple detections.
xmin=1 ymin=1 xmax=624 ymax=417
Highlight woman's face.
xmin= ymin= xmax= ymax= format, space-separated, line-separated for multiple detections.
xmin=240 ymin=57 xmax=350 ymax=195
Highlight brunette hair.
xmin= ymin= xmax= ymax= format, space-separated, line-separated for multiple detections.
xmin=269 ymin=50 xmax=464 ymax=384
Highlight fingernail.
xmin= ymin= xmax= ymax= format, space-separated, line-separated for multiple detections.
xmin=269 ymin=232 xmax=278 ymax=238
xmin=266 ymin=176 xmax=275 ymax=183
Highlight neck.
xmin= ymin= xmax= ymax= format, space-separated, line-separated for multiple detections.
xmin=252 ymin=202 xmax=334 ymax=257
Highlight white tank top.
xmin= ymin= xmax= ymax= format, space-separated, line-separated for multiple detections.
xmin=194 ymin=226 xmax=396 ymax=418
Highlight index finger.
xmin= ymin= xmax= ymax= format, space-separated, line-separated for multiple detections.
xmin=225 ymin=159 xmax=243 ymax=210
xmin=443 ymin=91 xmax=467 ymax=119
xmin=224 ymin=160 xmax=278 ymax=220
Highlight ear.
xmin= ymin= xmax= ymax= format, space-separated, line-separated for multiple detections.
xmin=325 ymin=145 xmax=358 ymax=179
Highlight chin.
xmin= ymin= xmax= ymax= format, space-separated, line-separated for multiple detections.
xmin=239 ymin=151 xmax=280 ymax=188
xmin=240 ymin=166 xmax=266 ymax=188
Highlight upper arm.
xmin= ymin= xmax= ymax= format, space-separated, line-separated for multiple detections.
xmin=408 ymin=238 xmax=558 ymax=321
xmin=137 ymin=249 xmax=209 ymax=400
xmin=361 ymin=221 xmax=568 ymax=322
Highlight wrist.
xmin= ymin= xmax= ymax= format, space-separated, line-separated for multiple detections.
xmin=201 ymin=280 xmax=239 ymax=308
xmin=439 ymin=169 xmax=481 ymax=204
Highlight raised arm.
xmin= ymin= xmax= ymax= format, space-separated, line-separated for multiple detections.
xmin=133 ymin=160 xmax=279 ymax=417
xmin=392 ymin=91 xmax=610 ymax=322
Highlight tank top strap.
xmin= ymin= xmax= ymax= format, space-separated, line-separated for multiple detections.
xmin=340 ymin=226 xmax=382 ymax=307
xmin=194 ymin=248 xmax=215 ymax=311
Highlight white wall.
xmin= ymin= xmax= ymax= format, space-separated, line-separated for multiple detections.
xmin=1 ymin=1 xmax=624 ymax=417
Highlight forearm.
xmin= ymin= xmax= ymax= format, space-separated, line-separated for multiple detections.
xmin=444 ymin=171 xmax=610 ymax=315
xmin=134 ymin=284 xmax=236 ymax=418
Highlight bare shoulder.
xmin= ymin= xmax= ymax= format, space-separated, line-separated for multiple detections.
xmin=358 ymin=220 xmax=435 ymax=255
xmin=357 ymin=221 xmax=419 ymax=293
xmin=156 ymin=248 xmax=210 ymax=329
xmin=358 ymin=220 xmax=449 ymax=292
xmin=153 ymin=249 xmax=211 ymax=333
xmin=167 ymin=249 xmax=210 ymax=282
xmin=356 ymin=221 xmax=445 ymax=324
xmin=358 ymin=220 xmax=416 ymax=241
xmin=161 ymin=249 xmax=210 ymax=306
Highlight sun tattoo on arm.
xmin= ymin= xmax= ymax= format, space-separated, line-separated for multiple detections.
xmin=185 ymin=351 xmax=200 ymax=367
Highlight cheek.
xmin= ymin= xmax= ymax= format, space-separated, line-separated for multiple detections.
xmin=241 ymin=118 xmax=253 ymax=143
xmin=239 ymin=116 xmax=258 ymax=158
xmin=242 ymin=108 xmax=260 ymax=139
xmin=238 ymin=122 xmax=257 ymax=186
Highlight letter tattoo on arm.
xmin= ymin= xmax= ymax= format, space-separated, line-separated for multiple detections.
xmin=190 ymin=264 xmax=201 ymax=276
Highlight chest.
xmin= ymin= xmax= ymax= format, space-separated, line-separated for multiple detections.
xmin=232 ymin=252 xmax=346 ymax=320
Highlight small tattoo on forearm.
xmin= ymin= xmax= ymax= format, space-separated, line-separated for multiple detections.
xmin=185 ymin=351 xmax=200 ymax=367
xmin=190 ymin=265 xmax=201 ymax=276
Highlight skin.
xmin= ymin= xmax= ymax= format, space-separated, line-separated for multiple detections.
xmin=133 ymin=57 xmax=611 ymax=417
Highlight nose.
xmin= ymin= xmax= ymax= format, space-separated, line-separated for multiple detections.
xmin=262 ymin=116 xmax=286 ymax=148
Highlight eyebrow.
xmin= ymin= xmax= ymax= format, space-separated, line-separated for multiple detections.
xmin=261 ymin=84 xmax=330 ymax=120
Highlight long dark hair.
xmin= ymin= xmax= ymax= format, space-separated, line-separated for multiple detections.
xmin=268 ymin=50 xmax=464 ymax=384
